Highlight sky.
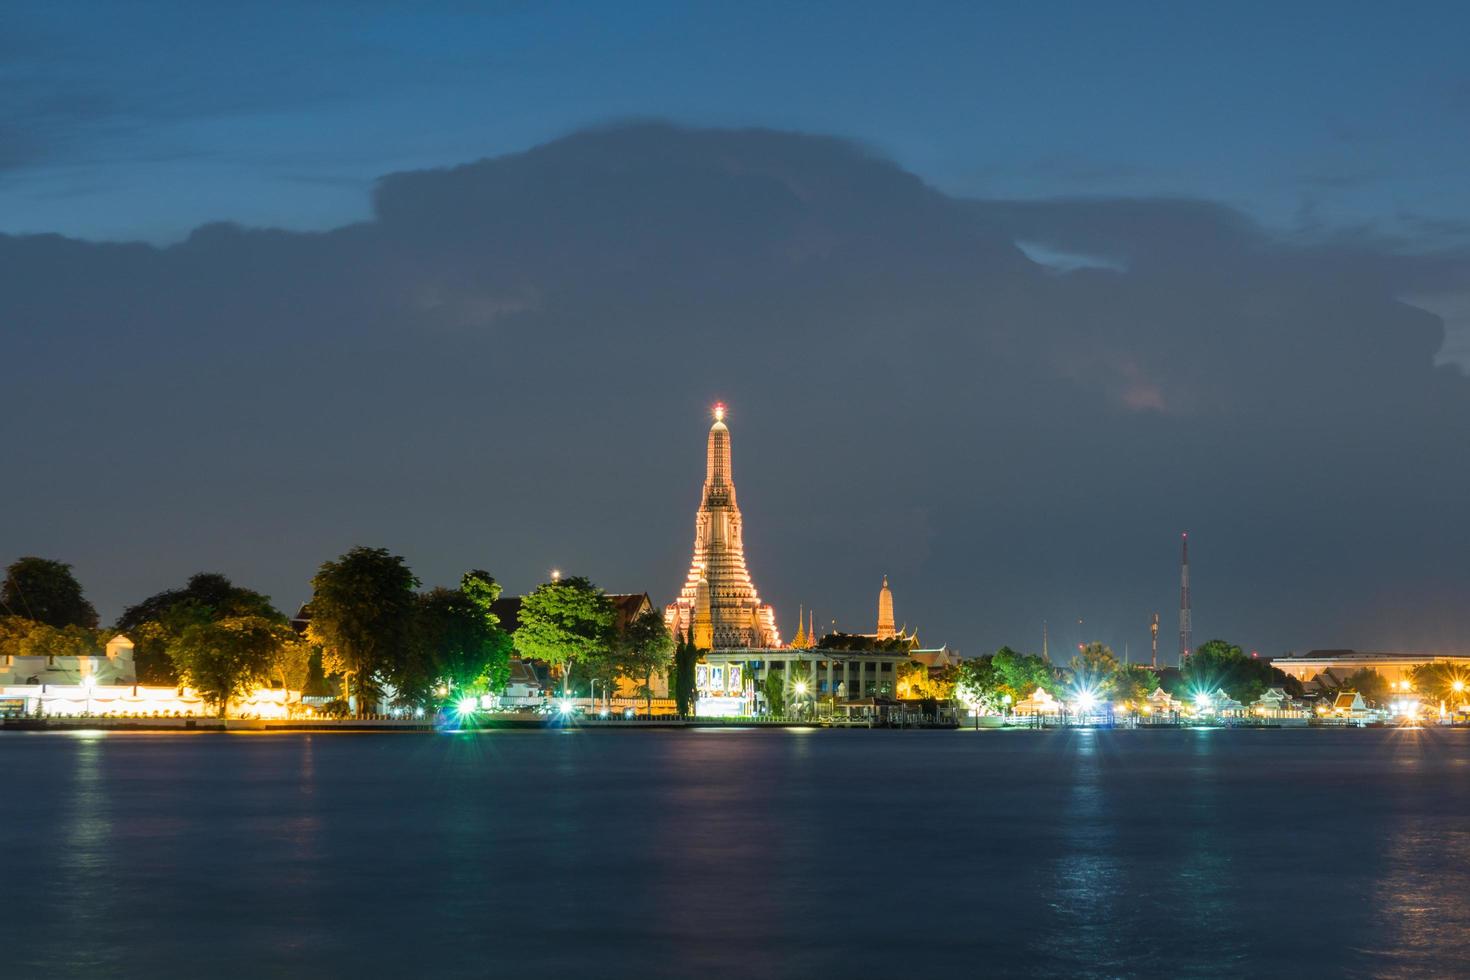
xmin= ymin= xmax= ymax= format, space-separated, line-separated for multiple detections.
xmin=4 ymin=1 xmax=1470 ymax=658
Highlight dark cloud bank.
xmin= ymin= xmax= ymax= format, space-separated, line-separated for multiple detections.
xmin=5 ymin=123 xmax=1469 ymax=655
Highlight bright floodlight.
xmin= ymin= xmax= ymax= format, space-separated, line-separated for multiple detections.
xmin=1194 ymin=692 xmax=1212 ymax=706
xmin=713 ymin=402 xmax=726 ymax=422
xmin=82 ymin=675 xmax=96 ymax=690
xmin=558 ymin=700 xmax=573 ymax=715
xmin=1455 ymin=680 xmax=1465 ymax=693
xmin=794 ymin=681 xmax=807 ymax=695
xmin=1075 ymin=691 xmax=1095 ymax=712
xmin=456 ymin=696 xmax=478 ymax=716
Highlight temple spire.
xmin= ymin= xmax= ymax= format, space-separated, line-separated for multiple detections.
xmin=665 ymin=403 xmax=781 ymax=649
xmin=789 ymin=604 xmax=808 ymax=649
xmin=877 ymin=575 xmax=895 ymax=639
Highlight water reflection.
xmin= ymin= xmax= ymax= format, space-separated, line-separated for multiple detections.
xmin=57 ymin=736 xmax=115 ymax=973
xmin=1367 ymin=728 xmax=1470 ymax=978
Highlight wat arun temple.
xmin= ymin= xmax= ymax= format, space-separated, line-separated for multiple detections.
xmin=665 ymin=404 xmax=783 ymax=650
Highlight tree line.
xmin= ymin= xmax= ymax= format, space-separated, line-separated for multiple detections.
xmin=1 ymin=549 xmax=674 ymax=719
xmin=949 ymin=639 xmax=1303 ymax=712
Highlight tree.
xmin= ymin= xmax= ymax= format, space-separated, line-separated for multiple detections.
xmin=1 ymin=557 xmax=98 ymax=629
xmin=1178 ymin=639 xmax=1289 ymax=704
xmin=458 ymin=569 xmax=513 ymax=694
xmin=512 ymin=575 xmax=615 ymax=698
xmin=1112 ymin=663 xmax=1159 ymax=706
xmin=992 ymin=647 xmax=1060 ymax=700
xmin=115 ymin=572 xmax=284 ymax=684
xmin=617 ymin=609 xmax=675 ymax=714
xmin=170 ymin=616 xmax=293 ymax=717
xmin=672 ymin=626 xmax=699 ymax=716
xmin=270 ymin=636 xmax=314 ymax=703
xmin=1340 ymin=667 xmax=1390 ymax=707
xmin=1411 ymin=662 xmax=1468 ymax=704
xmin=0 ymin=616 xmax=102 ymax=661
xmin=897 ymin=660 xmax=928 ymax=699
xmin=307 ymin=547 xmax=420 ymax=718
xmin=399 ymin=585 xmax=514 ymax=709
xmin=1068 ymin=642 xmax=1121 ymax=697
xmin=762 ymin=670 xmax=786 ymax=716
xmin=954 ymin=655 xmax=1004 ymax=714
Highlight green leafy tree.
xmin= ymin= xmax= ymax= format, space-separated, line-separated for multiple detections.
xmin=0 ymin=617 xmax=103 ymax=661
xmin=1 ymin=557 xmax=98 ymax=629
xmin=1178 ymin=639 xmax=1288 ymax=704
xmin=617 ymin=609 xmax=675 ymax=714
xmin=993 ymin=647 xmax=1060 ymax=700
xmin=1340 ymin=667 xmax=1390 ymax=707
xmin=762 ymin=670 xmax=786 ymax=716
xmin=401 ymin=585 xmax=515 ymax=709
xmin=1068 ymin=642 xmax=1121 ymax=697
xmin=1112 ymin=663 xmax=1159 ymax=706
xmin=954 ymin=655 xmax=1004 ymax=713
xmin=1411 ymin=662 xmax=1469 ymax=704
xmin=270 ymin=636 xmax=314 ymax=701
xmin=307 ymin=547 xmax=420 ymax=718
xmin=458 ymin=569 xmax=513 ymax=694
xmin=116 ymin=572 xmax=284 ymax=684
xmin=512 ymin=575 xmax=615 ymax=698
xmin=170 ymin=616 xmax=294 ymax=717
xmin=672 ymin=626 xmax=700 ymax=716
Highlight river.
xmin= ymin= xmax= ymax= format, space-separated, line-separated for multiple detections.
xmin=3 ymin=726 xmax=1468 ymax=977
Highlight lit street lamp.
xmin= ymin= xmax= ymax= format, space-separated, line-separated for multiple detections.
xmin=83 ymin=674 xmax=96 ymax=716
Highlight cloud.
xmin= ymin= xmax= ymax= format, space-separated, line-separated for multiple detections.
xmin=4 ymin=122 xmax=1470 ymax=656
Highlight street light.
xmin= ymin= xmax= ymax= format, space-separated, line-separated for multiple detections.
xmin=82 ymin=674 xmax=96 ymax=716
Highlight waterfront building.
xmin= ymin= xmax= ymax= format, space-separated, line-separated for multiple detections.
xmin=1014 ymin=687 xmax=1062 ymax=717
xmin=1190 ymin=687 xmax=1245 ymax=718
xmin=665 ymin=404 xmax=781 ymax=649
xmin=0 ymin=633 xmax=136 ymax=686
xmin=1271 ymin=649 xmax=1470 ymax=688
xmin=1144 ymin=686 xmax=1182 ymax=717
xmin=1331 ymin=691 xmax=1371 ymax=721
xmin=697 ymin=643 xmax=913 ymax=715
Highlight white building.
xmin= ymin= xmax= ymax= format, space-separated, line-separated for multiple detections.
xmin=0 ymin=634 xmax=136 ymax=686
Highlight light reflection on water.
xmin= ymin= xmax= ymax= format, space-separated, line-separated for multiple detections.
xmin=5 ymin=728 xmax=1470 ymax=978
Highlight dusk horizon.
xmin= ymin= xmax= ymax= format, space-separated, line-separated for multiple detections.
xmin=7 ymin=116 xmax=1470 ymax=657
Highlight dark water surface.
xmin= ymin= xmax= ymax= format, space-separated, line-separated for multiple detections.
xmin=4 ymin=727 xmax=1470 ymax=978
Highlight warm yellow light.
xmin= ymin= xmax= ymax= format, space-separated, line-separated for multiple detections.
xmin=794 ymin=681 xmax=807 ymax=695
xmin=713 ymin=402 xmax=726 ymax=422
xmin=1454 ymin=680 xmax=1465 ymax=693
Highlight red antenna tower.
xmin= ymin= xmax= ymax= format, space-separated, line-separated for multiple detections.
xmin=1179 ymin=532 xmax=1192 ymax=664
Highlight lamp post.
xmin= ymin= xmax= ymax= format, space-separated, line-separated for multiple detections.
xmin=82 ymin=673 xmax=95 ymax=717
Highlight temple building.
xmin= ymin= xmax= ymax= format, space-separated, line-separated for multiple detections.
xmin=666 ymin=404 xmax=781 ymax=649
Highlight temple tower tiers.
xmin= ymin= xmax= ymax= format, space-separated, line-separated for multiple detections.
xmin=666 ymin=405 xmax=782 ymax=649
xmin=877 ymin=575 xmax=895 ymax=639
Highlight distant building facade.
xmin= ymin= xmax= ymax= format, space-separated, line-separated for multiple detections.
xmin=1271 ymin=650 xmax=1470 ymax=688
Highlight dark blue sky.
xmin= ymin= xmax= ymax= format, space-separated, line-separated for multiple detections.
xmin=5 ymin=2 xmax=1470 ymax=658
xmin=6 ymin=2 xmax=1469 ymax=244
